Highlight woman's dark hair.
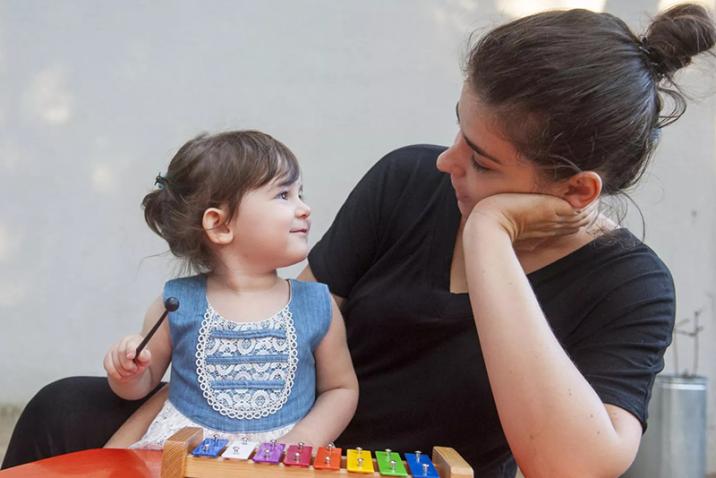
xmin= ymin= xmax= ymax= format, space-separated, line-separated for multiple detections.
xmin=466 ymin=3 xmax=715 ymax=195
xmin=142 ymin=130 xmax=300 ymax=272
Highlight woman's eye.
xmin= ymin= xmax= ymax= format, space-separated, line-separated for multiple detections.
xmin=471 ymin=155 xmax=490 ymax=172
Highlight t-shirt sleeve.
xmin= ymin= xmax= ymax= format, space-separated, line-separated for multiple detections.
xmin=568 ymin=251 xmax=675 ymax=431
xmin=308 ymin=153 xmax=393 ymax=298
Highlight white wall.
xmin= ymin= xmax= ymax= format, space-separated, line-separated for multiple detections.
xmin=1 ymin=0 xmax=714 ymax=473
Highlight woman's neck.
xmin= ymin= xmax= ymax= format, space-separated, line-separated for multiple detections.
xmin=453 ymin=213 xmax=616 ymax=279
xmin=514 ymin=214 xmax=617 ymax=274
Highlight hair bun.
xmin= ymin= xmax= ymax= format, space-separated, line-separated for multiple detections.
xmin=643 ymin=3 xmax=715 ymax=77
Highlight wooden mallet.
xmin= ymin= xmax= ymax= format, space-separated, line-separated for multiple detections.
xmin=134 ymin=297 xmax=180 ymax=362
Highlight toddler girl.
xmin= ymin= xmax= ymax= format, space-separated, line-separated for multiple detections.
xmin=103 ymin=130 xmax=358 ymax=449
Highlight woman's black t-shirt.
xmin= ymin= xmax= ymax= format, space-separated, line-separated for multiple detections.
xmin=308 ymin=145 xmax=675 ymax=477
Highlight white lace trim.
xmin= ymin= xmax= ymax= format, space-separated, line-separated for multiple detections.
xmin=129 ymin=400 xmax=295 ymax=450
xmin=195 ymin=303 xmax=299 ymax=420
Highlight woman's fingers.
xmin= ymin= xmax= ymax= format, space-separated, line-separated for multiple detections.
xmin=471 ymin=193 xmax=601 ymax=244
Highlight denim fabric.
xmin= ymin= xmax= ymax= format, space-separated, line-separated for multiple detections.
xmin=165 ymin=275 xmax=331 ymax=432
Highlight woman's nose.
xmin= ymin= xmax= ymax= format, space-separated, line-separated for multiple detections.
xmin=436 ymin=133 xmax=465 ymax=176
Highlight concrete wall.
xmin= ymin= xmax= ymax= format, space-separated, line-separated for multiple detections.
xmin=1 ymin=0 xmax=714 ymax=473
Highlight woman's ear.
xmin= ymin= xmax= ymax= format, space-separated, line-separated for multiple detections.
xmin=202 ymin=207 xmax=234 ymax=245
xmin=561 ymin=171 xmax=602 ymax=209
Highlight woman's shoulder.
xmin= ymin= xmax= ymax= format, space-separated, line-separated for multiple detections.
xmin=532 ymin=228 xmax=673 ymax=290
xmin=589 ymin=229 xmax=672 ymax=275
xmin=352 ymin=144 xmax=450 ymax=206
xmin=382 ymin=143 xmax=447 ymax=160
xmin=373 ymin=144 xmax=447 ymax=175
xmin=362 ymin=144 xmax=447 ymax=186
xmin=537 ymin=228 xmax=675 ymax=341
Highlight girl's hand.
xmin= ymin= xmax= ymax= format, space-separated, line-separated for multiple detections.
xmin=277 ymin=430 xmax=318 ymax=448
xmin=104 ymin=335 xmax=152 ymax=382
xmin=467 ymin=193 xmax=596 ymax=246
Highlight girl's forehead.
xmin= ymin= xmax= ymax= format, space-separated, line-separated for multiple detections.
xmin=266 ymin=174 xmax=303 ymax=189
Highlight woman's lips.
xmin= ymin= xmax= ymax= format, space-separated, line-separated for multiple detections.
xmin=451 ymin=180 xmax=466 ymax=200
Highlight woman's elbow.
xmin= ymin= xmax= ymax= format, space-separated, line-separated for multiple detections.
xmin=515 ymin=437 xmax=640 ymax=478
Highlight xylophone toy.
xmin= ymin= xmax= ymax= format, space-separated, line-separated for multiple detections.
xmin=161 ymin=427 xmax=474 ymax=478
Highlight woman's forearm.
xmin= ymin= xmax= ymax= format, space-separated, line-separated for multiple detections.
xmin=462 ymin=216 xmax=636 ymax=477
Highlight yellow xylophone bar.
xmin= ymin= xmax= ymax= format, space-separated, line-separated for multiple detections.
xmin=161 ymin=427 xmax=474 ymax=478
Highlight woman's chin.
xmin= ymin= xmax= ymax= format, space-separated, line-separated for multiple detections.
xmin=457 ymin=199 xmax=474 ymax=217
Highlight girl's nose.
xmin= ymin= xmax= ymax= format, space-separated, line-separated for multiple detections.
xmin=297 ymin=199 xmax=311 ymax=218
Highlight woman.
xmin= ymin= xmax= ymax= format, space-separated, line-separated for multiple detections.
xmin=4 ymin=4 xmax=714 ymax=477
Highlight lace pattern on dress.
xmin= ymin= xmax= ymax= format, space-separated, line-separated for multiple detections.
xmin=129 ymin=400 xmax=296 ymax=450
xmin=195 ymin=303 xmax=299 ymax=420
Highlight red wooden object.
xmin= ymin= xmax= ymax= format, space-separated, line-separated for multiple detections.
xmin=0 ymin=449 xmax=161 ymax=478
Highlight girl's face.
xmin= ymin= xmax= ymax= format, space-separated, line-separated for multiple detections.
xmin=436 ymin=83 xmax=558 ymax=217
xmin=229 ymin=176 xmax=311 ymax=270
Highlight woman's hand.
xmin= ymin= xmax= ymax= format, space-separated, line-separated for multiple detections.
xmin=466 ymin=193 xmax=596 ymax=248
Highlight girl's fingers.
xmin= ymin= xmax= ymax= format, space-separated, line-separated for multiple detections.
xmin=135 ymin=349 xmax=151 ymax=366
xmin=119 ymin=353 xmax=136 ymax=373
xmin=105 ymin=335 xmax=150 ymax=382
xmin=119 ymin=335 xmax=145 ymax=368
xmin=113 ymin=343 xmax=137 ymax=375
xmin=120 ymin=336 xmax=137 ymax=359
xmin=103 ymin=354 xmax=120 ymax=380
xmin=109 ymin=350 xmax=133 ymax=379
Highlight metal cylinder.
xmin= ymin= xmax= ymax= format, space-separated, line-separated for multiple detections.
xmin=624 ymin=374 xmax=707 ymax=478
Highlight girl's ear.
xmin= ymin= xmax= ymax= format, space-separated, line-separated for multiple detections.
xmin=202 ymin=207 xmax=234 ymax=245
xmin=561 ymin=171 xmax=602 ymax=209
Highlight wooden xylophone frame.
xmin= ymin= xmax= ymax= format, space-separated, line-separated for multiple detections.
xmin=161 ymin=427 xmax=474 ymax=478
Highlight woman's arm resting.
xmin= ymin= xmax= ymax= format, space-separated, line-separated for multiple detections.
xmin=463 ymin=207 xmax=641 ymax=478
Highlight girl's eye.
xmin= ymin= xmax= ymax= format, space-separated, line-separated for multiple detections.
xmin=277 ymin=191 xmax=289 ymax=200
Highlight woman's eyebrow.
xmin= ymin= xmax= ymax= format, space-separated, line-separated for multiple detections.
xmin=455 ymin=102 xmax=503 ymax=165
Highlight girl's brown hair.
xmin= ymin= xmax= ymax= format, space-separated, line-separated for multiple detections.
xmin=142 ymin=130 xmax=300 ymax=272
xmin=466 ymin=4 xmax=715 ymax=195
